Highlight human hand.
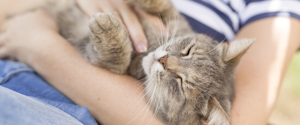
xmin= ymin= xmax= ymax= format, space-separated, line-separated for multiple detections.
xmin=76 ymin=0 xmax=167 ymax=53
xmin=0 ymin=10 xmax=59 ymax=64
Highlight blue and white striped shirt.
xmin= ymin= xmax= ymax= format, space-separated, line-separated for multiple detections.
xmin=172 ymin=0 xmax=300 ymax=42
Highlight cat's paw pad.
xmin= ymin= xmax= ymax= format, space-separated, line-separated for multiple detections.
xmin=89 ymin=13 xmax=121 ymax=35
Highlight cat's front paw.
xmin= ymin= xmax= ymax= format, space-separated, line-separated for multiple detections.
xmin=88 ymin=13 xmax=132 ymax=74
xmin=89 ymin=13 xmax=127 ymax=44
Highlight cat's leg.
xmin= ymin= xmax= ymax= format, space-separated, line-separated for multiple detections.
xmin=87 ymin=13 xmax=132 ymax=74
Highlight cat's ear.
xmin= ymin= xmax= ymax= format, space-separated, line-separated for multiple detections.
xmin=206 ymin=97 xmax=232 ymax=125
xmin=219 ymin=39 xmax=255 ymax=64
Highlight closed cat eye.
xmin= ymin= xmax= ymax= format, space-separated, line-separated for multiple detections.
xmin=175 ymin=74 xmax=184 ymax=83
xmin=181 ymin=44 xmax=195 ymax=56
xmin=176 ymin=76 xmax=183 ymax=83
xmin=176 ymin=75 xmax=184 ymax=94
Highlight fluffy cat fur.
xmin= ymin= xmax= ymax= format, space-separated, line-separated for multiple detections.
xmin=43 ymin=0 xmax=255 ymax=124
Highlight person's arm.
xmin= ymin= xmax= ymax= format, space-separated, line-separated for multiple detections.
xmin=30 ymin=32 xmax=165 ymax=125
xmin=0 ymin=10 xmax=164 ymax=125
xmin=0 ymin=0 xmax=44 ymax=25
xmin=3 ymin=8 xmax=300 ymax=125
xmin=0 ymin=0 xmax=166 ymax=53
xmin=231 ymin=17 xmax=300 ymax=125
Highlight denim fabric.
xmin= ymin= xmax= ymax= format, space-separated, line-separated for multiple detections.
xmin=0 ymin=86 xmax=83 ymax=125
xmin=0 ymin=60 xmax=98 ymax=125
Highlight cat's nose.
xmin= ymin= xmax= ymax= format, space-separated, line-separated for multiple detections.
xmin=158 ymin=55 xmax=168 ymax=68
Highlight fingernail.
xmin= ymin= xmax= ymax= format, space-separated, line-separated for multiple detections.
xmin=138 ymin=43 xmax=148 ymax=53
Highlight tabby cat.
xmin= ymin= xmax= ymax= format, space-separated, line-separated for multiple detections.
xmin=44 ymin=0 xmax=255 ymax=124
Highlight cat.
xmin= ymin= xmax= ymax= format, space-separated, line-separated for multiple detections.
xmin=44 ymin=0 xmax=255 ymax=124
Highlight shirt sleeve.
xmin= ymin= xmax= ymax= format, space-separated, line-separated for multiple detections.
xmin=230 ymin=0 xmax=300 ymax=27
xmin=172 ymin=0 xmax=300 ymax=41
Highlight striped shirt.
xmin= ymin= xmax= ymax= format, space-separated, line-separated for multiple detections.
xmin=172 ymin=0 xmax=300 ymax=42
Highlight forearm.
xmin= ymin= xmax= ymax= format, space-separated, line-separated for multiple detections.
xmin=28 ymin=32 xmax=164 ymax=125
xmin=231 ymin=17 xmax=300 ymax=125
xmin=0 ymin=0 xmax=45 ymax=25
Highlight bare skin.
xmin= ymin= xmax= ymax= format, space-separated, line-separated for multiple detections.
xmin=0 ymin=0 xmax=166 ymax=53
xmin=1 ymin=1 xmax=300 ymax=125
xmin=232 ymin=17 xmax=300 ymax=125
xmin=0 ymin=10 xmax=164 ymax=125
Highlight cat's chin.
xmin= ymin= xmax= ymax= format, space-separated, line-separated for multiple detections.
xmin=142 ymin=52 xmax=155 ymax=75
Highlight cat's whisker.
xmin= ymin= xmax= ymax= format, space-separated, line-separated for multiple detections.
xmin=147 ymin=82 xmax=163 ymax=125
xmin=170 ymin=14 xmax=179 ymax=44
xmin=204 ymin=37 xmax=226 ymax=55
xmin=127 ymin=79 xmax=156 ymax=125
xmin=203 ymin=42 xmax=222 ymax=55
xmin=145 ymin=72 xmax=162 ymax=125
xmin=153 ymin=27 xmax=162 ymax=46
xmin=163 ymin=25 xmax=168 ymax=45
xmin=133 ymin=79 xmax=155 ymax=108
xmin=216 ymin=37 xmax=226 ymax=44
xmin=210 ymin=32 xmax=218 ymax=42
xmin=174 ymin=15 xmax=179 ymax=39
xmin=131 ymin=68 xmax=146 ymax=76
xmin=130 ymin=80 xmax=157 ymax=116
xmin=132 ymin=77 xmax=150 ymax=97
xmin=157 ymin=13 xmax=165 ymax=47
xmin=163 ymin=16 xmax=171 ymax=45
xmin=155 ymin=31 xmax=162 ymax=47
xmin=152 ymin=22 xmax=162 ymax=46
xmin=166 ymin=20 xmax=171 ymax=44
xmin=164 ymin=15 xmax=171 ymax=44
xmin=140 ymin=80 xmax=158 ymax=125
xmin=129 ymin=78 xmax=153 ymax=112
xmin=138 ymin=76 xmax=159 ymax=125
xmin=168 ymin=14 xmax=173 ymax=40
xmin=127 ymin=97 xmax=152 ymax=125
xmin=132 ymin=82 xmax=146 ymax=97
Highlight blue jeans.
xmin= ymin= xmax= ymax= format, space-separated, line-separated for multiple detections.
xmin=0 ymin=60 xmax=98 ymax=125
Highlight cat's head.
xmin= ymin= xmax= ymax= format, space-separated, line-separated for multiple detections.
xmin=142 ymin=34 xmax=254 ymax=124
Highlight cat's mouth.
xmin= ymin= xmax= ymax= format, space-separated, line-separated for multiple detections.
xmin=142 ymin=52 xmax=155 ymax=75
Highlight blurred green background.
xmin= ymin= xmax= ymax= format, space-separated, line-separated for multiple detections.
xmin=269 ymin=52 xmax=300 ymax=125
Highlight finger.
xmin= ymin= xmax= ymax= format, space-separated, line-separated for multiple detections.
xmin=76 ymin=0 xmax=100 ymax=17
xmin=108 ymin=11 xmax=123 ymax=24
xmin=77 ymin=0 xmax=123 ymax=24
xmin=134 ymin=7 xmax=168 ymax=35
xmin=118 ymin=4 xmax=148 ymax=53
xmin=96 ymin=1 xmax=123 ymax=24
xmin=101 ymin=11 xmax=122 ymax=24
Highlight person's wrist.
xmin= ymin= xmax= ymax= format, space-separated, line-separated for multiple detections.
xmin=26 ymin=31 xmax=87 ymax=70
xmin=19 ymin=30 xmax=61 ymax=66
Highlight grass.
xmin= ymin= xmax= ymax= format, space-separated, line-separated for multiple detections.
xmin=269 ymin=52 xmax=300 ymax=125
xmin=285 ymin=52 xmax=300 ymax=95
